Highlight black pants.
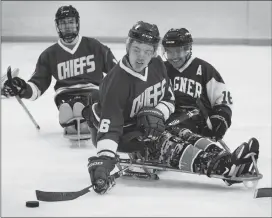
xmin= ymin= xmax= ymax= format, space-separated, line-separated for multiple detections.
xmin=90 ymin=125 xmax=146 ymax=155
xmin=54 ymin=89 xmax=98 ymax=109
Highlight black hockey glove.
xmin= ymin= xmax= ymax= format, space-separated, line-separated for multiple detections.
xmin=137 ymin=107 xmax=165 ymax=141
xmin=87 ymin=152 xmax=117 ymax=194
xmin=2 ymin=76 xmax=27 ymax=97
xmin=210 ymin=109 xmax=231 ymax=141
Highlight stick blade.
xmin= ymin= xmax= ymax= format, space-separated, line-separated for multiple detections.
xmin=254 ymin=188 xmax=272 ymax=198
xmin=36 ymin=187 xmax=91 ymax=202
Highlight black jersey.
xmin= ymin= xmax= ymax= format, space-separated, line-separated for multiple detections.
xmin=27 ymin=36 xmax=117 ymax=100
xmin=96 ymin=55 xmax=175 ymax=152
xmin=164 ymin=56 xmax=233 ymax=116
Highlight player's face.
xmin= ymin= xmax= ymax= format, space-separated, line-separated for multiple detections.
xmin=163 ymin=45 xmax=191 ymax=69
xmin=128 ymin=41 xmax=155 ymax=72
xmin=57 ymin=17 xmax=78 ymax=43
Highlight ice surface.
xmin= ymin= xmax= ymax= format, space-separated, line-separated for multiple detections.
xmin=1 ymin=42 xmax=271 ymax=217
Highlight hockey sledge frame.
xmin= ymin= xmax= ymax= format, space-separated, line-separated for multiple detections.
xmin=117 ymin=151 xmax=263 ymax=186
xmin=63 ymin=117 xmax=92 ymax=147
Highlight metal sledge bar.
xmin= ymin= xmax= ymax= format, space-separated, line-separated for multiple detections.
xmin=118 ymin=154 xmax=263 ymax=182
xmin=63 ymin=117 xmax=92 ymax=147
xmin=116 ymin=159 xmax=160 ymax=180
xmin=77 ymin=118 xmax=81 ymax=147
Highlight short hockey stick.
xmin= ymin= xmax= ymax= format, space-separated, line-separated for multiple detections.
xmin=7 ymin=66 xmax=40 ymax=130
xmin=164 ymin=98 xmax=231 ymax=153
xmin=167 ymin=108 xmax=200 ymax=127
xmin=36 ymin=166 xmax=130 ymax=202
xmin=196 ymin=98 xmax=231 ymax=153
xmin=195 ymin=98 xmax=213 ymax=130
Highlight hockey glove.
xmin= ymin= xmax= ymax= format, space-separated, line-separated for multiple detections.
xmin=210 ymin=108 xmax=231 ymax=141
xmin=2 ymin=76 xmax=27 ymax=97
xmin=87 ymin=153 xmax=117 ymax=194
xmin=137 ymin=107 xmax=165 ymax=141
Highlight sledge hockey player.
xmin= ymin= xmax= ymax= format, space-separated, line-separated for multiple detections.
xmin=161 ymin=27 xmax=260 ymax=185
xmin=84 ymin=21 xmax=260 ymax=195
xmin=2 ymin=5 xmax=117 ymax=143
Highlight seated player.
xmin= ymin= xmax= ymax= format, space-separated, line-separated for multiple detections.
xmin=83 ymin=21 xmax=259 ymax=195
xmin=2 ymin=5 xmax=117 ymax=143
xmin=161 ymin=27 xmax=260 ymax=185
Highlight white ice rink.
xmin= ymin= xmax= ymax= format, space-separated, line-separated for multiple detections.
xmin=1 ymin=42 xmax=271 ymax=217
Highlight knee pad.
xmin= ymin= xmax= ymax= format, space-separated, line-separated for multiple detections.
xmin=194 ymin=137 xmax=216 ymax=151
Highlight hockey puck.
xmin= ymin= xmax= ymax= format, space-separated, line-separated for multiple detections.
xmin=26 ymin=201 xmax=39 ymax=208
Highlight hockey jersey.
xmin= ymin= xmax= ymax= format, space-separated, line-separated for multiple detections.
xmin=164 ymin=56 xmax=233 ymax=116
xmin=96 ymin=55 xmax=175 ymax=154
xmin=26 ymin=35 xmax=117 ymax=100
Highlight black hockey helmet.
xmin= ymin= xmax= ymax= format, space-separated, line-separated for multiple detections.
xmin=127 ymin=21 xmax=160 ymax=52
xmin=162 ymin=28 xmax=193 ymax=48
xmin=162 ymin=28 xmax=193 ymax=69
xmin=55 ymin=5 xmax=80 ymax=43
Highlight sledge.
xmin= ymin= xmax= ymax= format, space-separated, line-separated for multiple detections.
xmin=117 ymin=150 xmax=263 ymax=188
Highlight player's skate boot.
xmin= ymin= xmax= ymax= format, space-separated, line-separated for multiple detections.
xmin=241 ymin=137 xmax=259 ymax=173
xmin=187 ymin=141 xmax=249 ymax=179
xmin=206 ymin=141 xmax=254 ymax=179
xmin=223 ymin=138 xmax=259 ymax=186
xmin=188 ymin=147 xmax=231 ymax=176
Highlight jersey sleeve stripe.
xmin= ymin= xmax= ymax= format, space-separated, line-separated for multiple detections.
xmin=97 ymin=139 xmax=118 ymax=157
xmin=28 ymin=82 xmax=41 ymax=101
xmin=156 ymin=101 xmax=175 ymax=120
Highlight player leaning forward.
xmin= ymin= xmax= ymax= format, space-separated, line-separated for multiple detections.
xmin=2 ymin=5 xmax=117 ymax=141
xmin=84 ymin=21 xmax=260 ymax=195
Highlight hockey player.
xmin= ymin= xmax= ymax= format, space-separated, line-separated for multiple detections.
xmin=84 ymin=20 xmax=175 ymax=194
xmin=85 ymin=22 xmax=259 ymax=195
xmin=162 ymin=28 xmax=232 ymax=139
xmin=161 ymin=28 xmax=259 ymax=185
xmin=2 ymin=5 xmax=117 ymax=141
